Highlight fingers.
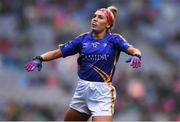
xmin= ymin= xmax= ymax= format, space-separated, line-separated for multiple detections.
xmin=24 ymin=61 xmax=37 ymax=72
xmin=138 ymin=59 xmax=141 ymax=67
xmin=130 ymin=57 xmax=141 ymax=68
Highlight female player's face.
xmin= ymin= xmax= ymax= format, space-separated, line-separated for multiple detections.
xmin=91 ymin=10 xmax=110 ymax=33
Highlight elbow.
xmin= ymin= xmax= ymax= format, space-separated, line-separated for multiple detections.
xmin=54 ymin=49 xmax=63 ymax=58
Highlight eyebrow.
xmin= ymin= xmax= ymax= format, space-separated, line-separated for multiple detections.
xmin=93 ymin=13 xmax=105 ymax=18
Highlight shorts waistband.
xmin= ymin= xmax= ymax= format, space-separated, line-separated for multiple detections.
xmin=78 ymin=78 xmax=110 ymax=84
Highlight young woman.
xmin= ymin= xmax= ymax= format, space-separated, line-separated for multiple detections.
xmin=25 ymin=6 xmax=141 ymax=121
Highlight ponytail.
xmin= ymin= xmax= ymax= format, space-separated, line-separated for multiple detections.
xmin=107 ymin=6 xmax=118 ymax=30
xmin=107 ymin=6 xmax=118 ymax=19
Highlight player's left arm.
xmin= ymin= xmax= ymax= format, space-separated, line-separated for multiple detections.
xmin=112 ymin=34 xmax=142 ymax=68
xmin=112 ymin=33 xmax=141 ymax=57
xmin=126 ymin=45 xmax=141 ymax=57
xmin=125 ymin=45 xmax=142 ymax=68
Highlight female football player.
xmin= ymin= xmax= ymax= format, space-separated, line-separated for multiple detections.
xmin=25 ymin=6 xmax=141 ymax=121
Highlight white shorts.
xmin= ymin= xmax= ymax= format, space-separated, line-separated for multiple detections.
xmin=69 ymin=79 xmax=116 ymax=116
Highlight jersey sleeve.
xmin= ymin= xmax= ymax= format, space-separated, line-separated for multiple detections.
xmin=58 ymin=35 xmax=83 ymax=57
xmin=112 ymin=34 xmax=130 ymax=52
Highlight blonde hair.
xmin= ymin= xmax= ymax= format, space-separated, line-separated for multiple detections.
xmin=107 ymin=6 xmax=118 ymax=30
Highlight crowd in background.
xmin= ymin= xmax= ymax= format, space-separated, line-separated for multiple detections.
xmin=0 ymin=0 xmax=179 ymax=121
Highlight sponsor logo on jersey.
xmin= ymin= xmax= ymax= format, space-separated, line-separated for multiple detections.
xmin=81 ymin=54 xmax=110 ymax=61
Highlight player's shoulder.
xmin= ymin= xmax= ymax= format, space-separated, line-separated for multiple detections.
xmin=76 ymin=32 xmax=90 ymax=38
xmin=110 ymin=33 xmax=127 ymax=42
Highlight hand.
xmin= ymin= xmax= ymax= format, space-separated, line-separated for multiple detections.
xmin=25 ymin=56 xmax=43 ymax=72
xmin=126 ymin=55 xmax=141 ymax=68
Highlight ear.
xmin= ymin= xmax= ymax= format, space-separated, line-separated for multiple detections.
xmin=106 ymin=24 xmax=110 ymax=29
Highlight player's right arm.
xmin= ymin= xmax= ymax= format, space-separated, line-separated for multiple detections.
xmin=40 ymin=48 xmax=63 ymax=61
xmin=24 ymin=49 xmax=63 ymax=72
xmin=25 ymin=33 xmax=87 ymax=72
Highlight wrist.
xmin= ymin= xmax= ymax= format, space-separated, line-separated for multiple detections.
xmin=133 ymin=54 xmax=141 ymax=60
xmin=33 ymin=56 xmax=44 ymax=62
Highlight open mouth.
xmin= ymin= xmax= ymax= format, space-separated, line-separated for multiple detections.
xmin=92 ymin=23 xmax=97 ymax=27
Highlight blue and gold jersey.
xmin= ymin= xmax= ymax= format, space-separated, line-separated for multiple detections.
xmin=59 ymin=32 xmax=130 ymax=83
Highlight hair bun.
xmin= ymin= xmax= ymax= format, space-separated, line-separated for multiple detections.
xmin=107 ymin=6 xmax=118 ymax=18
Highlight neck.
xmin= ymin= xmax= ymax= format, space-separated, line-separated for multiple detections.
xmin=92 ymin=30 xmax=107 ymax=39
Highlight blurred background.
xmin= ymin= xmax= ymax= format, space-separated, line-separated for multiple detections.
xmin=0 ymin=0 xmax=179 ymax=121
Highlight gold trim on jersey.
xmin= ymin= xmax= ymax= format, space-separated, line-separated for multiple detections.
xmin=58 ymin=44 xmax=64 ymax=46
xmin=78 ymin=32 xmax=90 ymax=37
xmin=113 ymin=33 xmax=127 ymax=42
xmin=113 ymin=50 xmax=118 ymax=65
xmin=91 ymin=65 xmax=110 ymax=82
xmin=91 ymin=50 xmax=118 ymax=83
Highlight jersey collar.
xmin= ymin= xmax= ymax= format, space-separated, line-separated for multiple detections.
xmin=89 ymin=31 xmax=111 ymax=41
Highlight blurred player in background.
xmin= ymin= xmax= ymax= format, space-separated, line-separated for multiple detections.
xmin=25 ymin=6 xmax=141 ymax=121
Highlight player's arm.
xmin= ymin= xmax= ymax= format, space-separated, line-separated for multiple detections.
xmin=40 ymin=48 xmax=63 ymax=61
xmin=126 ymin=45 xmax=141 ymax=57
xmin=25 ymin=33 xmax=84 ymax=72
xmin=25 ymin=49 xmax=63 ymax=72
xmin=125 ymin=45 xmax=142 ymax=68
xmin=112 ymin=33 xmax=142 ymax=68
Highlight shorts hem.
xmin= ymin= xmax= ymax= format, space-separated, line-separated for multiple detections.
xmin=69 ymin=105 xmax=90 ymax=115
xmin=91 ymin=114 xmax=113 ymax=117
xmin=91 ymin=113 xmax=113 ymax=117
